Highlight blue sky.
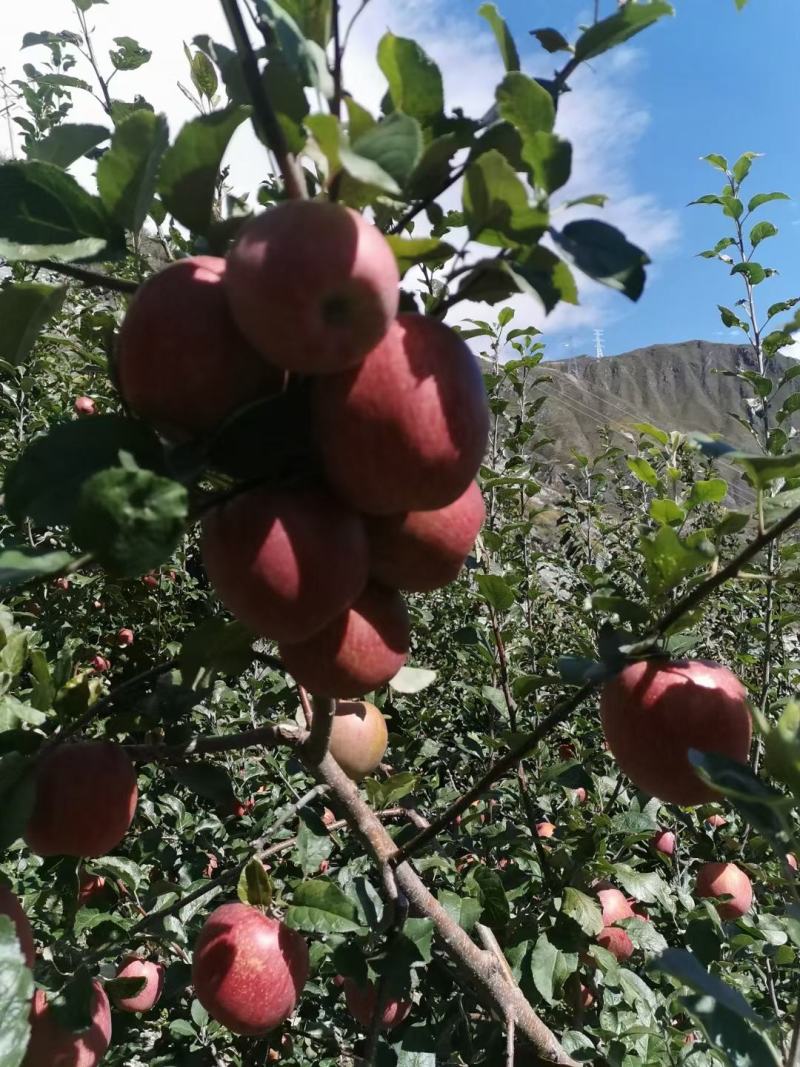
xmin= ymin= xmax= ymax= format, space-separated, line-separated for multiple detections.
xmin=489 ymin=0 xmax=800 ymax=358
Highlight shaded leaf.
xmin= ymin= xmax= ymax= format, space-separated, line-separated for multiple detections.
xmin=0 ymin=283 xmax=66 ymax=367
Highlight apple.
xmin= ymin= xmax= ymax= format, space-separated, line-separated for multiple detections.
xmin=596 ymin=885 xmax=634 ymax=926
xmin=53 ymin=577 xmax=70 ymax=591
xmin=117 ymin=628 xmax=134 ymax=647
xmin=573 ymin=787 xmax=588 ymax=805
xmin=787 ymin=853 xmax=798 ymax=872
xmin=559 ymin=742 xmax=576 ymax=761
xmin=579 ymin=983 xmax=595 ymax=1009
xmin=596 ymin=926 xmax=633 ymax=961
xmin=340 ymin=977 xmax=411 ymax=1031
xmin=279 ymin=584 xmax=409 ymax=698
xmin=142 ymin=573 xmax=159 ymax=588
xmin=321 ymin=808 xmax=336 ymax=828
xmin=192 ymin=902 xmax=309 ymax=1035
xmin=224 ymin=201 xmax=399 ymax=375
xmin=0 ymin=884 xmax=35 ymax=969
xmin=364 ymin=481 xmax=485 ymax=592
xmin=652 ymin=830 xmax=676 ymax=856
xmin=25 ymin=742 xmax=138 ymax=858
xmin=90 ymin=655 xmax=110 ymax=673
xmin=695 ymin=862 xmax=753 ymax=920
xmin=706 ymin=814 xmax=727 ymax=829
xmin=116 ymin=255 xmax=280 ymax=441
xmin=74 ymin=396 xmax=96 ymax=416
xmin=111 ymin=956 xmax=165 ymax=1013
xmin=599 ymin=660 xmax=752 ymax=805
xmin=77 ymin=871 xmax=106 ymax=909
xmin=535 ymin=821 xmax=556 ymax=839
xmin=201 ymin=487 xmax=368 ymax=644
xmin=326 ymin=700 xmax=388 ymax=780
xmin=22 ymin=979 xmax=110 ymax=1067
xmin=313 ymin=314 xmax=490 ymax=515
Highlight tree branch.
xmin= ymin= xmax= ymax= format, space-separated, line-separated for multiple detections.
xmin=301 ymin=695 xmax=336 ymax=765
xmin=220 ymin=0 xmax=307 ymax=200
xmin=125 ymin=721 xmax=302 ymax=762
xmin=38 ymin=260 xmax=139 ymax=294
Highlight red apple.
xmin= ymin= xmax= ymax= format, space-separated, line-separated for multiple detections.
xmin=596 ymin=925 xmax=633 ymax=961
xmin=279 ymin=584 xmax=409 ymax=698
xmin=596 ymin=886 xmax=634 ymax=926
xmin=787 ymin=853 xmax=798 ymax=872
xmin=321 ymin=808 xmax=336 ymax=828
xmin=117 ymin=628 xmax=134 ymax=647
xmin=695 ymin=862 xmax=752 ymax=920
xmin=224 ymin=201 xmax=399 ymax=375
xmin=25 ymin=742 xmax=138 ymax=858
xmin=573 ymin=787 xmax=588 ymax=805
xmin=652 ymin=830 xmax=676 ymax=856
xmin=600 ymin=660 xmax=752 ymax=805
xmin=192 ymin=902 xmax=309 ymax=1035
xmin=111 ymin=956 xmax=164 ymax=1013
xmin=706 ymin=814 xmax=727 ymax=829
xmin=0 ymin=884 xmax=35 ymax=969
xmin=74 ymin=396 xmax=96 ymax=416
xmin=22 ymin=979 xmax=110 ymax=1067
xmin=142 ymin=573 xmax=159 ymax=588
xmin=53 ymin=577 xmax=70 ymax=591
xmin=341 ymin=977 xmax=411 ymax=1031
xmin=326 ymin=700 xmax=388 ymax=780
xmin=90 ymin=655 xmax=110 ymax=673
xmin=77 ymin=871 xmax=106 ymax=909
xmin=201 ymin=487 xmax=368 ymax=644
xmin=364 ymin=481 xmax=485 ymax=592
xmin=116 ymin=256 xmax=280 ymax=441
xmin=535 ymin=821 xmax=556 ymax=839
xmin=559 ymin=742 xmax=576 ymax=761
xmin=579 ymin=983 xmax=595 ymax=1009
xmin=313 ymin=314 xmax=490 ymax=515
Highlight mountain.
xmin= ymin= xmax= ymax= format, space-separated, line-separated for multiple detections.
xmin=534 ymin=339 xmax=793 ymax=464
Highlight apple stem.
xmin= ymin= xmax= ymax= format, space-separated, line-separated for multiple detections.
xmin=220 ymin=0 xmax=307 ymax=201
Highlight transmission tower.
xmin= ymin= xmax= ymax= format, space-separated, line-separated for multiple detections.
xmin=593 ymin=329 xmax=605 ymax=359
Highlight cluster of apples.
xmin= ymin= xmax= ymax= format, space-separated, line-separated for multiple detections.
xmin=116 ymin=199 xmax=489 ymax=698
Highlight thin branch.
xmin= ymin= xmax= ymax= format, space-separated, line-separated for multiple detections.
xmin=330 ymin=0 xmax=343 ymax=118
xmin=219 ymin=0 xmax=306 ymax=200
xmin=73 ymin=3 xmax=113 ymax=114
xmin=38 ymin=260 xmax=139 ymax=295
xmin=125 ymin=721 xmax=301 ymax=762
xmin=301 ymin=695 xmax=336 ymax=765
xmin=341 ymin=0 xmax=371 ymax=55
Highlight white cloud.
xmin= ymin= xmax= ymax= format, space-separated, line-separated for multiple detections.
xmin=0 ymin=0 xmax=679 ymax=357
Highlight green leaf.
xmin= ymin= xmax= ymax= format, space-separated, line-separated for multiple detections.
xmin=611 ymin=865 xmax=671 ymax=908
xmin=463 ymin=150 xmax=547 ymax=247
xmin=718 ymin=305 xmax=748 ymax=331
xmin=496 ymin=72 xmax=555 ymax=137
xmin=522 ymin=132 xmax=572 ymax=194
xmin=285 ymin=880 xmax=365 ymax=935
xmin=0 ymin=916 xmax=33 ymax=1067
xmin=386 ymin=236 xmax=454 ymax=278
xmin=0 ymin=697 xmax=46 ymax=731
xmin=474 ymin=574 xmax=515 ymax=612
xmin=731 ymin=261 xmax=766 ymax=285
xmin=169 ymin=763 xmax=236 ymax=805
xmin=776 ymin=392 xmax=800 ymax=425
xmin=730 ymin=451 xmax=800 ymax=489
xmin=639 ymin=525 xmax=715 ymax=594
xmin=5 ymin=416 xmax=164 ymax=528
xmin=688 ymin=752 xmax=787 ymax=838
xmin=388 ymin=666 xmax=437 ymax=694
xmin=70 ymin=467 xmax=187 ymax=577
xmin=350 ymin=112 xmax=423 ymax=188
xmin=27 ymin=123 xmax=110 ymax=168
xmin=109 ymin=36 xmax=152 ymax=71
xmin=158 ymin=106 xmax=250 ymax=234
xmin=681 ymin=993 xmax=780 ymax=1066
xmin=467 ymin=865 xmax=510 ymax=928
xmin=552 ymin=220 xmax=649 ymax=300
xmin=94 ymin=856 xmax=143 ymax=893
xmin=279 ymin=0 xmax=331 ymax=47
xmin=377 ymin=33 xmax=444 ymax=125
xmin=649 ymin=498 xmax=685 ymax=526
xmin=97 ymin=110 xmax=169 ymax=233
xmin=747 ymin=191 xmax=789 ymax=213
xmin=687 ymin=479 xmax=728 ymax=508
xmin=529 ymin=934 xmax=577 ymax=1005
xmin=179 ymin=618 xmax=254 ymax=689
xmin=731 ymin=151 xmax=759 ymax=183
xmin=530 ymin=28 xmax=572 ymax=54
xmin=627 ymin=456 xmax=659 ymax=488
xmin=458 ymin=248 xmax=577 ymax=313
xmin=478 ymin=4 xmax=520 ymax=71
xmin=0 ymin=283 xmax=66 ymax=367
xmin=702 ymin=154 xmax=728 ymax=173
xmin=237 ymin=859 xmax=272 ymax=908
xmin=188 ymin=49 xmax=218 ymax=101
xmin=307 ymin=114 xmax=404 ymax=197
xmin=562 ymin=888 xmax=603 ymax=936
xmin=437 ymin=890 xmax=481 ymax=932
xmin=257 ymin=0 xmax=333 ymax=97
xmin=294 ymin=812 xmax=333 ymax=876
xmin=749 ymin=220 xmax=777 ymax=248
xmin=0 ymin=161 xmax=124 ymax=262
xmin=0 ymin=549 xmax=75 ymax=592
xmin=574 ymin=1 xmax=674 ymax=62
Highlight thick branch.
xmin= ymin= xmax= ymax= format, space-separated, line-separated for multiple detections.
xmin=38 ymin=260 xmax=138 ymax=294
xmin=301 ymin=695 xmax=336 ymax=765
xmin=220 ymin=0 xmax=306 ymax=200
xmin=303 ymin=749 xmax=578 ymax=1065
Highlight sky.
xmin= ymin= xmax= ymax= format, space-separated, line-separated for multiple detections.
xmin=0 ymin=0 xmax=798 ymax=360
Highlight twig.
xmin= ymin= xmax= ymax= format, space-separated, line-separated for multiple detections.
xmin=219 ymin=0 xmax=306 ymax=200
xmin=301 ymin=695 xmax=336 ymax=765
xmin=73 ymin=2 xmax=113 ymax=114
xmin=331 ymin=0 xmax=343 ymax=118
xmin=125 ymin=721 xmax=301 ymax=762
xmin=297 ymin=684 xmax=314 ymax=729
xmin=38 ymin=260 xmax=138 ymax=294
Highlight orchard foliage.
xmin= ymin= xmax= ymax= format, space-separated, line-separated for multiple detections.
xmin=0 ymin=1 xmax=798 ymax=1066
